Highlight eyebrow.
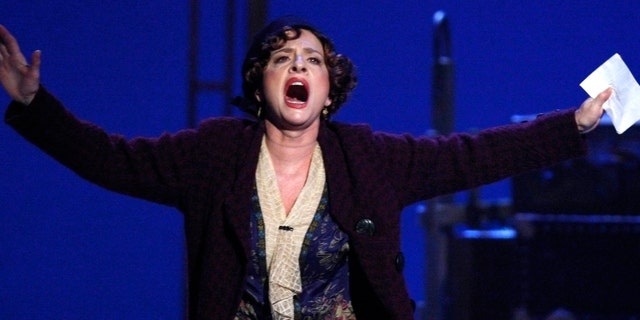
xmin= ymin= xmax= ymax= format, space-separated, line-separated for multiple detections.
xmin=272 ymin=47 xmax=323 ymax=56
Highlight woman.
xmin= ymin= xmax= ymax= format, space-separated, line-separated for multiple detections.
xmin=0 ymin=16 xmax=610 ymax=320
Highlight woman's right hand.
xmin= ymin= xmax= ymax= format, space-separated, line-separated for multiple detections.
xmin=0 ymin=25 xmax=41 ymax=105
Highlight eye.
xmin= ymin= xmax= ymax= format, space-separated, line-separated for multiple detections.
xmin=272 ymin=55 xmax=289 ymax=64
xmin=308 ymin=57 xmax=322 ymax=65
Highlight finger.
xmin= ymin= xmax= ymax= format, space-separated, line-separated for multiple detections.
xmin=0 ymin=25 xmax=7 ymax=45
xmin=596 ymin=87 xmax=613 ymax=103
xmin=0 ymin=42 xmax=7 ymax=62
xmin=31 ymin=50 xmax=41 ymax=67
xmin=29 ymin=50 xmax=41 ymax=76
xmin=0 ymin=25 xmax=14 ymax=46
xmin=0 ymin=25 xmax=21 ymax=54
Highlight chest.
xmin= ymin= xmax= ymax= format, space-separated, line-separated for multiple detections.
xmin=239 ymin=187 xmax=355 ymax=318
xmin=275 ymin=170 xmax=308 ymax=215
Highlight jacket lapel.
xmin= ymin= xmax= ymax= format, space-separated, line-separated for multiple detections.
xmin=222 ymin=121 xmax=265 ymax=262
xmin=319 ymin=122 xmax=413 ymax=318
xmin=317 ymin=123 xmax=358 ymax=232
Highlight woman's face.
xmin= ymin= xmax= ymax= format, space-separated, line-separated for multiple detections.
xmin=260 ymin=29 xmax=332 ymax=131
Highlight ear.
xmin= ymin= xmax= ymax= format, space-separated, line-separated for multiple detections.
xmin=324 ymin=97 xmax=332 ymax=107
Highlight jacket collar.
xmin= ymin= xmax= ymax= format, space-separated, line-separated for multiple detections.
xmin=222 ymin=120 xmax=265 ymax=262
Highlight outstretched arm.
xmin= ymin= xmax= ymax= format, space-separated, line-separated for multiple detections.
xmin=0 ymin=25 xmax=41 ymax=105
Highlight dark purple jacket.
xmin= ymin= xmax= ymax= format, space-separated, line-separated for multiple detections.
xmin=5 ymin=87 xmax=587 ymax=319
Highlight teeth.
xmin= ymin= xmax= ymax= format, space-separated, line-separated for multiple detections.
xmin=291 ymin=81 xmax=304 ymax=86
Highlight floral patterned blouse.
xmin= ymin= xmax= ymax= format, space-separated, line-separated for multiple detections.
xmin=235 ymin=185 xmax=356 ymax=319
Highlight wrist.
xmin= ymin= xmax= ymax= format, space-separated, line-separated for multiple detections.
xmin=19 ymin=87 xmax=39 ymax=106
xmin=21 ymin=95 xmax=35 ymax=105
xmin=575 ymin=109 xmax=598 ymax=134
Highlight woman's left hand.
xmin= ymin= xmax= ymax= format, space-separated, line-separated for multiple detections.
xmin=0 ymin=25 xmax=41 ymax=105
xmin=575 ymin=87 xmax=613 ymax=133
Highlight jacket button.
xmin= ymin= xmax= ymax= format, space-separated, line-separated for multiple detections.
xmin=395 ymin=252 xmax=405 ymax=273
xmin=355 ymin=218 xmax=375 ymax=236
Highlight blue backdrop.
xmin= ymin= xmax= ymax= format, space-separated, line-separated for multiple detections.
xmin=1 ymin=1 xmax=639 ymax=318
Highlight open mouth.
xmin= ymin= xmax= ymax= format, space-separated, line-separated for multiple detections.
xmin=285 ymin=79 xmax=309 ymax=104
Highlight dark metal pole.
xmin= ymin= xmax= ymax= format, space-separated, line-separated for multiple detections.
xmin=247 ymin=0 xmax=269 ymax=45
xmin=187 ymin=0 xmax=201 ymax=128
xmin=424 ymin=10 xmax=456 ymax=320
xmin=431 ymin=10 xmax=454 ymax=138
xmin=223 ymin=0 xmax=237 ymax=115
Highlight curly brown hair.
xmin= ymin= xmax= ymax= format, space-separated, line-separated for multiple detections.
xmin=239 ymin=16 xmax=357 ymax=119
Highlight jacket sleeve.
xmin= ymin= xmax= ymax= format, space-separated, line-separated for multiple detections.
xmin=4 ymin=85 xmax=202 ymax=207
xmin=374 ymin=109 xmax=588 ymax=205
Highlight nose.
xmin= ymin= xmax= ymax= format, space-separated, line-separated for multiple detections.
xmin=290 ymin=55 xmax=307 ymax=73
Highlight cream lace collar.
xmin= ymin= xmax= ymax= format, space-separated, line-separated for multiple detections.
xmin=255 ymin=136 xmax=326 ymax=319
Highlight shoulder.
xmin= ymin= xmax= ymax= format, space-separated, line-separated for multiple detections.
xmin=325 ymin=121 xmax=398 ymax=144
xmin=196 ymin=116 xmax=259 ymax=135
xmin=155 ymin=117 xmax=260 ymax=147
xmin=189 ymin=116 xmax=261 ymax=144
xmin=161 ymin=117 xmax=262 ymax=165
xmin=321 ymin=121 xmax=421 ymax=169
xmin=325 ymin=121 xmax=420 ymax=152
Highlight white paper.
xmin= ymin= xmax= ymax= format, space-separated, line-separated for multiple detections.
xmin=580 ymin=53 xmax=640 ymax=134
